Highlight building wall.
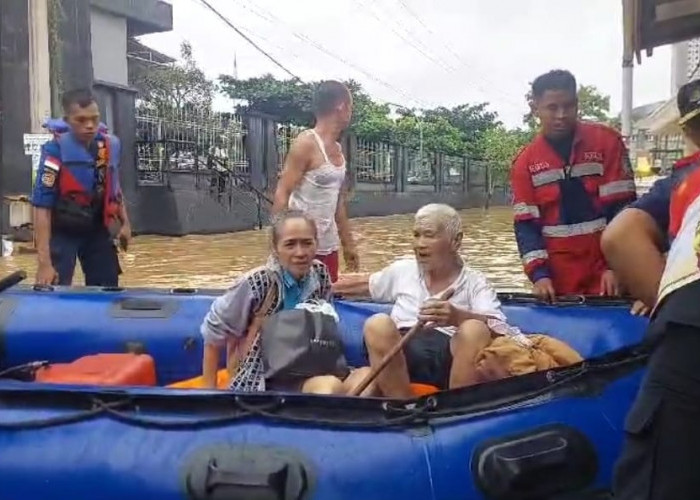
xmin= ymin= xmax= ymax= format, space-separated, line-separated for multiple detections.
xmin=54 ymin=0 xmax=93 ymax=92
xmin=0 ymin=0 xmax=32 ymax=205
xmin=90 ymin=8 xmax=128 ymax=87
xmin=131 ymin=176 xmax=504 ymax=236
xmin=671 ymin=38 xmax=700 ymax=95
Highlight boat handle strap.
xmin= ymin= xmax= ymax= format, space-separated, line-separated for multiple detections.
xmin=205 ymin=458 xmax=288 ymax=497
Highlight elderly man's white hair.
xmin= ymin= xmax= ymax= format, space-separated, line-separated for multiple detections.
xmin=414 ymin=203 xmax=462 ymax=239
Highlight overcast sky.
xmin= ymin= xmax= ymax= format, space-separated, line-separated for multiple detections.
xmin=140 ymin=0 xmax=674 ymax=128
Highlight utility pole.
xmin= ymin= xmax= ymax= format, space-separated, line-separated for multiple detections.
xmin=621 ymin=0 xmax=634 ymax=143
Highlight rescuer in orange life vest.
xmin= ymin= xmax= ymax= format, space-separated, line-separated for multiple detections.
xmin=603 ymin=79 xmax=700 ymax=500
xmin=511 ymin=70 xmax=637 ymax=301
xmin=31 ymin=89 xmax=132 ymax=287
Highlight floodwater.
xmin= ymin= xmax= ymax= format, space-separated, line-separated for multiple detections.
xmin=0 ymin=206 xmax=529 ymax=291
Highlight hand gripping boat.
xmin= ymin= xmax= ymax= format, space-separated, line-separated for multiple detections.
xmin=0 ymin=275 xmax=648 ymax=500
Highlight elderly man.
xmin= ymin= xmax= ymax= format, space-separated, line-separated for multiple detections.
xmin=334 ymin=203 xmax=531 ymax=399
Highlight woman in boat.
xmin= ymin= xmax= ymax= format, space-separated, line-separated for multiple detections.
xmin=335 ymin=203 xmax=581 ymax=399
xmin=200 ymin=209 xmax=352 ymax=394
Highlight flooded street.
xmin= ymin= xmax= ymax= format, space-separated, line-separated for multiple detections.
xmin=0 ymin=206 xmax=528 ymax=291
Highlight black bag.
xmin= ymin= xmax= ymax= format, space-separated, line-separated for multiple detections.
xmin=259 ymin=305 xmax=350 ymax=381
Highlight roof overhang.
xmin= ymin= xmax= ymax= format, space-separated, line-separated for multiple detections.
xmin=623 ymin=0 xmax=700 ymax=63
xmin=90 ymin=0 xmax=173 ymax=37
xmin=636 ymin=98 xmax=682 ymax=134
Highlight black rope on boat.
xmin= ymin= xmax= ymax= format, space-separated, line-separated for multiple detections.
xmin=0 ymin=353 xmax=647 ymax=432
xmin=0 ymin=398 xmax=130 ymax=430
xmin=337 ymin=293 xmax=635 ymax=307
xmin=0 ymin=361 xmax=49 ymax=379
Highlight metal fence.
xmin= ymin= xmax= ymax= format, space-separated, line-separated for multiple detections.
xmin=134 ymin=109 xmax=499 ymax=230
xmin=349 ymin=139 xmax=490 ymax=192
xmin=354 ymin=139 xmax=394 ymax=183
xmin=135 ymin=106 xmax=249 ymax=185
xmin=276 ymin=124 xmax=305 ymax=171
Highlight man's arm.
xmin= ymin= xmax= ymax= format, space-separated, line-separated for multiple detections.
xmin=600 ymin=134 xmax=638 ymax=222
xmin=601 ymin=176 xmax=672 ymax=306
xmin=333 ymin=261 xmax=402 ymax=299
xmin=119 ymin=198 xmax=130 ymax=226
xmin=272 ymin=135 xmax=311 ymax=214
xmin=33 ymin=207 xmax=52 ymax=267
xmin=510 ymin=156 xmax=551 ymax=284
xmin=332 ymin=273 xmax=371 ymax=297
xmin=31 ymin=143 xmax=61 ymax=284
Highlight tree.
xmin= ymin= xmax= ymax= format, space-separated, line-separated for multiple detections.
xmin=394 ymin=115 xmax=464 ymax=156
xmin=219 ymin=73 xmax=314 ymax=125
xmin=130 ymin=41 xmax=215 ymax=115
xmin=522 ymin=84 xmax=617 ymax=131
xmin=422 ymin=103 xmax=500 ymax=156
xmin=218 ymin=74 xmax=503 ymax=157
xmin=481 ymin=126 xmax=533 ymax=184
xmin=218 ymin=76 xmax=397 ymax=141
xmin=344 ymin=80 xmax=395 ymax=142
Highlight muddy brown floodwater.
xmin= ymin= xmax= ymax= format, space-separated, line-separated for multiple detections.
xmin=0 ymin=206 xmax=529 ymax=291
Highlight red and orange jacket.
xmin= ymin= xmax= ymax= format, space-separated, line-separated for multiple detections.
xmin=511 ymin=122 xmax=637 ymax=295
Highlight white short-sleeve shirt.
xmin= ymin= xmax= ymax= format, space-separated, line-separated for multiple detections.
xmin=368 ymin=257 xmax=528 ymax=343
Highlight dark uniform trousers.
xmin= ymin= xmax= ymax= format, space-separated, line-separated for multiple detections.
xmin=613 ymin=282 xmax=700 ymax=500
xmin=50 ymin=228 xmax=121 ymax=286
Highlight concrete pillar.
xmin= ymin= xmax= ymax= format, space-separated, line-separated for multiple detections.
xmin=28 ymin=0 xmax=51 ymax=132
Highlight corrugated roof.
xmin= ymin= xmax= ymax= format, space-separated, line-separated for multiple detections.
xmin=624 ymin=0 xmax=700 ymax=63
xmin=127 ymin=38 xmax=176 ymax=65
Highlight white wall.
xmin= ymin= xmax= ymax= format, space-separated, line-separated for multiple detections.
xmin=671 ymin=41 xmax=689 ymax=96
xmin=90 ymin=8 xmax=128 ymax=86
xmin=671 ymin=38 xmax=700 ymax=96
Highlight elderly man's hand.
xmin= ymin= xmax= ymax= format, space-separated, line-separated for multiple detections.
xmin=418 ymin=299 xmax=460 ymax=327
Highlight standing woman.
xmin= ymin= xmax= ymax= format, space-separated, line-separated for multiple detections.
xmin=200 ymin=210 xmax=349 ymax=394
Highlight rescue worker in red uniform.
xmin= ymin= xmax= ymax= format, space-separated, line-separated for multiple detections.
xmin=603 ymin=79 xmax=700 ymax=500
xmin=31 ymin=89 xmax=132 ymax=287
xmin=511 ymin=70 xmax=637 ymax=301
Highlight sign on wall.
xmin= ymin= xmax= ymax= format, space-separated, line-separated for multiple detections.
xmin=23 ymin=133 xmax=52 ymax=186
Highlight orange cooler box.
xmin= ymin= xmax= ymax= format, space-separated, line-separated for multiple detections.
xmin=35 ymin=353 xmax=157 ymax=386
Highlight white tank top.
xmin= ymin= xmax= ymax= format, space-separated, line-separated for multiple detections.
xmin=288 ymin=130 xmax=347 ymax=255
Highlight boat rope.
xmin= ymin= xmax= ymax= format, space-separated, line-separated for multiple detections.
xmin=340 ymin=293 xmax=635 ymax=307
xmin=0 ymin=353 xmax=646 ymax=432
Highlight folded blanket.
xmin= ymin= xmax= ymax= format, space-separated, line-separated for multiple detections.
xmin=474 ymin=334 xmax=583 ymax=383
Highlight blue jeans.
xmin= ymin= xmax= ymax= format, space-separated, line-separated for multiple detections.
xmin=50 ymin=228 xmax=121 ymax=286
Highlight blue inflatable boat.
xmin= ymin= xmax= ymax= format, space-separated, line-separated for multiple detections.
xmin=0 ymin=272 xmax=649 ymax=500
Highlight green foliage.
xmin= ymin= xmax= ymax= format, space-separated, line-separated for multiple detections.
xmin=130 ymin=41 xmax=215 ymax=115
xmin=219 ymin=73 xmax=313 ymax=125
xmin=345 ymin=80 xmax=395 ymax=142
xmin=481 ymin=126 xmax=533 ymax=184
xmin=219 ymin=74 xmax=508 ymax=157
xmin=422 ymin=104 xmax=500 ymax=156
